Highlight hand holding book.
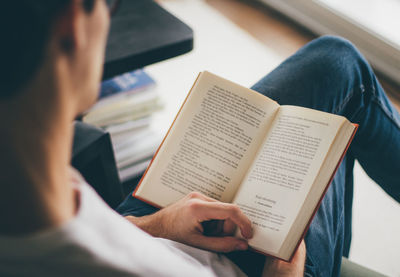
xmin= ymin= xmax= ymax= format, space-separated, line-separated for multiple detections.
xmin=126 ymin=192 xmax=253 ymax=252
xmin=126 ymin=190 xmax=307 ymax=276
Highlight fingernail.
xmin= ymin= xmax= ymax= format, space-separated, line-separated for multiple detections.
xmin=236 ymin=242 xmax=248 ymax=251
xmin=245 ymin=228 xmax=253 ymax=239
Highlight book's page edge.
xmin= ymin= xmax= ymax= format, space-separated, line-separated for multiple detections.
xmin=134 ymin=194 xmax=163 ymax=209
xmin=284 ymin=123 xmax=358 ymax=262
xmin=132 ymin=72 xmax=203 ymax=203
xmin=248 ymin=246 xmax=289 ymax=262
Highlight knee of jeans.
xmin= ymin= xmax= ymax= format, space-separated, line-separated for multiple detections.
xmin=312 ymin=35 xmax=360 ymax=59
xmin=309 ymin=35 xmax=369 ymax=79
xmin=306 ymin=36 xmax=375 ymax=105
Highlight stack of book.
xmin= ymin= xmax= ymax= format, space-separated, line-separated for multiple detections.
xmin=83 ymin=69 xmax=163 ymax=182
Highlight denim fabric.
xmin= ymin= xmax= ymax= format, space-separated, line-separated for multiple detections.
xmin=117 ymin=36 xmax=400 ymax=277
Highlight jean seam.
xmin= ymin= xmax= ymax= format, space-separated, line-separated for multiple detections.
xmin=333 ymin=84 xmax=364 ymax=115
xmin=333 ymin=207 xmax=345 ymax=255
xmin=305 ymin=250 xmax=320 ymax=277
xmin=362 ymin=83 xmax=400 ymax=130
xmin=334 ymin=83 xmax=400 ymax=131
xmin=305 ymin=210 xmax=344 ymax=277
xmin=371 ymin=95 xmax=400 ymax=130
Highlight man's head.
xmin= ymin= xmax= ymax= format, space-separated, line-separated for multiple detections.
xmin=0 ymin=0 xmax=111 ymax=114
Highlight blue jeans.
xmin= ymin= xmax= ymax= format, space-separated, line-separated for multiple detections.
xmin=117 ymin=36 xmax=400 ymax=276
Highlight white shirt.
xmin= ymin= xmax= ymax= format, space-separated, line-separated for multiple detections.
xmin=0 ymin=169 xmax=245 ymax=277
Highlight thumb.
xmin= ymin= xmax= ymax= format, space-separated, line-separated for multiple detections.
xmin=192 ymin=235 xmax=249 ymax=253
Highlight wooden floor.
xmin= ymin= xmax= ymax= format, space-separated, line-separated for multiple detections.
xmin=205 ymin=0 xmax=400 ymax=111
xmin=205 ymin=0 xmax=314 ymax=57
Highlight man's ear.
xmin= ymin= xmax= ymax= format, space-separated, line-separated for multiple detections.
xmin=54 ymin=0 xmax=87 ymax=54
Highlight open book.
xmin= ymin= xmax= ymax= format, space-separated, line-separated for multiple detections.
xmin=133 ymin=71 xmax=358 ymax=261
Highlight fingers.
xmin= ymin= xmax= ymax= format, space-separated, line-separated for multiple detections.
xmin=192 ymin=234 xmax=249 ymax=253
xmin=291 ymin=240 xmax=306 ymax=265
xmin=187 ymin=200 xmax=253 ymax=239
xmin=186 ymin=191 xmax=218 ymax=202
xmin=201 ymin=219 xmax=236 ymax=236
xmin=223 ymin=218 xmax=236 ymax=235
xmin=262 ymin=240 xmax=306 ymax=277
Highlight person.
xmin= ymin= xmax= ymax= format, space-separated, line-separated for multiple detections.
xmin=0 ymin=0 xmax=398 ymax=276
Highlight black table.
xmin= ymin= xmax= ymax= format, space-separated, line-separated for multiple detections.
xmin=103 ymin=0 xmax=194 ymax=80
xmin=73 ymin=0 xmax=194 ymax=207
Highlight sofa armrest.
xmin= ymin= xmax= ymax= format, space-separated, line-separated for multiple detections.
xmin=341 ymin=257 xmax=387 ymax=277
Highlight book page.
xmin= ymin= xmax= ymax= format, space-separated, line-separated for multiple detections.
xmin=279 ymin=120 xmax=355 ymax=259
xmin=233 ymin=106 xmax=346 ymax=256
xmin=136 ymin=72 xmax=280 ymax=207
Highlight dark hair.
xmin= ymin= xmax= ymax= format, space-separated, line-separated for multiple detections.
xmin=0 ymin=0 xmax=95 ymax=99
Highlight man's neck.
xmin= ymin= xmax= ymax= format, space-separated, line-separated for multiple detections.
xmin=0 ymin=81 xmax=76 ymax=236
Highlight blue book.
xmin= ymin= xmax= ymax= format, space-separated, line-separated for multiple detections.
xmin=99 ymin=69 xmax=156 ymax=100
